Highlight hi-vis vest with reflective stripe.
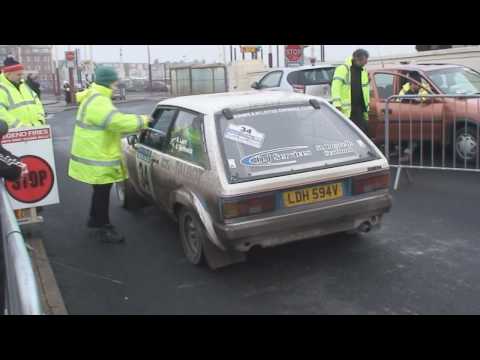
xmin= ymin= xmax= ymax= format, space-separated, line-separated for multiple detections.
xmin=398 ymin=81 xmax=431 ymax=101
xmin=68 ymin=83 xmax=148 ymax=185
xmin=331 ymin=56 xmax=370 ymax=120
xmin=0 ymin=73 xmax=46 ymax=128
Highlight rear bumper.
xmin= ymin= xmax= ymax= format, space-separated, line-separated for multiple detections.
xmin=213 ymin=192 xmax=392 ymax=252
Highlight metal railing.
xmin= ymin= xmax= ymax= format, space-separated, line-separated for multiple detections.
xmin=0 ymin=181 xmax=43 ymax=315
xmin=383 ymin=94 xmax=480 ymax=190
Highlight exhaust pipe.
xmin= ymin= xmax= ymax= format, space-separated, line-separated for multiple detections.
xmin=358 ymin=221 xmax=372 ymax=233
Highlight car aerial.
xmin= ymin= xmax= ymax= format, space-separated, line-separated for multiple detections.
xmin=116 ymin=91 xmax=392 ymax=270
xmin=367 ymin=63 xmax=480 ymax=163
xmin=251 ymin=64 xmax=338 ymax=100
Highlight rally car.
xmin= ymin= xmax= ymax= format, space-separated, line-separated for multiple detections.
xmin=116 ymin=91 xmax=392 ymax=269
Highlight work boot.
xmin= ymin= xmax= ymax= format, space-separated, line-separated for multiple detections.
xmin=93 ymin=225 xmax=125 ymax=244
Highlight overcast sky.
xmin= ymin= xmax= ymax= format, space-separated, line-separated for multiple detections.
xmin=54 ymin=45 xmax=416 ymax=65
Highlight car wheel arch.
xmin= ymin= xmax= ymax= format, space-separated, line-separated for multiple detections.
xmin=170 ymin=189 xmax=226 ymax=251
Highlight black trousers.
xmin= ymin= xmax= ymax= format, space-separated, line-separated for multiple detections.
xmin=89 ymin=183 xmax=113 ymax=227
xmin=350 ymin=106 xmax=368 ymax=135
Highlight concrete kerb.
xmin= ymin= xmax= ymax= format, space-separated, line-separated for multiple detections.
xmin=27 ymin=237 xmax=68 ymax=315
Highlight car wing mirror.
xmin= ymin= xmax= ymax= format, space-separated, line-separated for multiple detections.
xmin=127 ymin=134 xmax=138 ymax=146
xmin=251 ymin=81 xmax=261 ymax=90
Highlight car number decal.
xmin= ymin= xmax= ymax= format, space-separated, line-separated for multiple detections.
xmin=224 ymin=124 xmax=265 ymax=149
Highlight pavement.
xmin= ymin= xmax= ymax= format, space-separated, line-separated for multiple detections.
xmin=36 ymin=100 xmax=480 ymax=314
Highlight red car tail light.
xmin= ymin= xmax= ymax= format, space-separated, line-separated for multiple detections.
xmin=222 ymin=194 xmax=276 ymax=220
xmin=293 ymin=84 xmax=305 ymax=93
xmin=352 ymin=171 xmax=390 ymax=195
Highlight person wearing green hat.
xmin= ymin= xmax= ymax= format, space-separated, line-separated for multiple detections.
xmin=69 ymin=66 xmax=152 ymax=244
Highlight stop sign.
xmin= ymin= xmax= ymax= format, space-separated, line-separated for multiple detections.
xmin=65 ymin=51 xmax=75 ymax=61
xmin=5 ymin=155 xmax=55 ymax=204
xmin=285 ymin=45 xmax=303 ymax=62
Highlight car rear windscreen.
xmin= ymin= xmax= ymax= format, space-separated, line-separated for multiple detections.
xmin=217 ymin=103 xmax=378 ymax=183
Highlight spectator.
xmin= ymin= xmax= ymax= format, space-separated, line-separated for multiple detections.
xmin=0 ymin=57 xmax=46 ymax=128
xmin=63 ymin=81 xmax=71 ymax=104
xmin=26 ymin=73 xmax=42 ymax=99
xmin=0 ymin=120 xmax=26 ymax=181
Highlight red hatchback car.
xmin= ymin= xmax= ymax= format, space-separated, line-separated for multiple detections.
xmin=367 ymin=64 xmax=480 ymax=163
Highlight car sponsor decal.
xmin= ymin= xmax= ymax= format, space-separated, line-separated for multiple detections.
xmin=175 ymin=162 xmax=203 ymax=179
xmin=224 ymin=124 xmax=265 ymax=149
xmin=228 ymin=159 xmax=237 ymax=169
xmin=241 ymin=146 xmax=312 ymax=167
xmin=315 ymin=140 xmax=357 ymax=157
xmin=234 ymin=106 xmax=311 ymax=119
xmin=170 ymin=136 xmax=193 ymax=155
xmin=136 ymin=146 xmax=152 ymax=162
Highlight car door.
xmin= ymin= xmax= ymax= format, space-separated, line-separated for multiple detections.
xmin=135 ymin=106 xmax=178 ymax=205
xmin=150 ymin=109 xmax=209 ymax=211
xmin=371 ymin=71 xmax=445 ymax=149
xmin=397 ymin=71 xmax=445 ymax=145
xmin=369 ymin=72 xmax=400 ymax=144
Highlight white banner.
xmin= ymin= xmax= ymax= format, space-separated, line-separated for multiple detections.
xmin=1 ymin=125 xmax=60 ymax=210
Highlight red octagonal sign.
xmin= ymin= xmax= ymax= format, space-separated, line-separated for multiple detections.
xmin=285 ymin=45 xmax=303 ymax=62
xmin=5 ymin=155 xmax=54 ymax=204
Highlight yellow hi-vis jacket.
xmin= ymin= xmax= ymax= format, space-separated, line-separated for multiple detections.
xmin=68 ymin=83 xmax=149 ymax=185
xmin=398 ymin=81 xmax=431 ymax=101
xmin=0 ymin=73 xmax=46 ymax=128
xmin=331 ymin=56 xmax=370 ymax=120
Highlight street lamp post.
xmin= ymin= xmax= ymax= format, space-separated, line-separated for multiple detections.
xmin=147 ymin=45 xmax=153 ymax=92
xmin=268 ymin=45 xmax=273 ymax=68
xmin=276 ymin=45 xmax=280 ymax=67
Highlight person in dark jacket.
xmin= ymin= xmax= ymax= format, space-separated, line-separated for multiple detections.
xmin=26 ymin=74 xmax=41 ymax=99
xmin=63 ymin=81 xmax=71 ymax=104
xmin=0 ymin=120 xmax=26 ymax=181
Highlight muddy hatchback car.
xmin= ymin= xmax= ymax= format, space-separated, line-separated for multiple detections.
xmin=117 ymin=91 xmax=392 ymax=269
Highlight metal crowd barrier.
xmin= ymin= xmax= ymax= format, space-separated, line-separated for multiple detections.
xmin=383 ymin=94 xmax=480 ymax=190
xmin=0 ymin=181 xmax=43 ymax=315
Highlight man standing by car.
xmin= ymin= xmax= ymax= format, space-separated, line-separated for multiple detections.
xmin=0 ymin=57 xmax=46 ymax=128
xmin=68 ymin=66 xmax=151 ymax=244
xmin=331 ymin=49 xmax=370 ymax=135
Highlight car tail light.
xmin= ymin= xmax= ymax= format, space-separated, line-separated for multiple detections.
xmin=222 ymin=194 xmax=276 ymax=219
xmin=352 ymin=171 xmax=390 ymax=195
xmin=293 ymin=84 xmax=305 ymax=93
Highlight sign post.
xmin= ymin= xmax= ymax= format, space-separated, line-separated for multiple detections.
xmin=65 ymin=51 xmax=76 ymax=105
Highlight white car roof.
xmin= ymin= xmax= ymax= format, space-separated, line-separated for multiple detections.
xmin=158 ymin=91 xmax=323 ymax=115
xmin=282 ymin=64 xmax=338 ymax=71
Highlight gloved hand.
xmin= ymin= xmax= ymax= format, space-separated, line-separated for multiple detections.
xmin=147 ymin=116 xmax=155 ymax=128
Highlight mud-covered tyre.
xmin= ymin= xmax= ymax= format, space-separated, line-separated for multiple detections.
xmin=178 ymin=208 xmax=206 ymax=266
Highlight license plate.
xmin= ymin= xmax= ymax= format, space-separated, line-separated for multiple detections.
xmin=283 ymin=182 xmax=343 ymax=208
